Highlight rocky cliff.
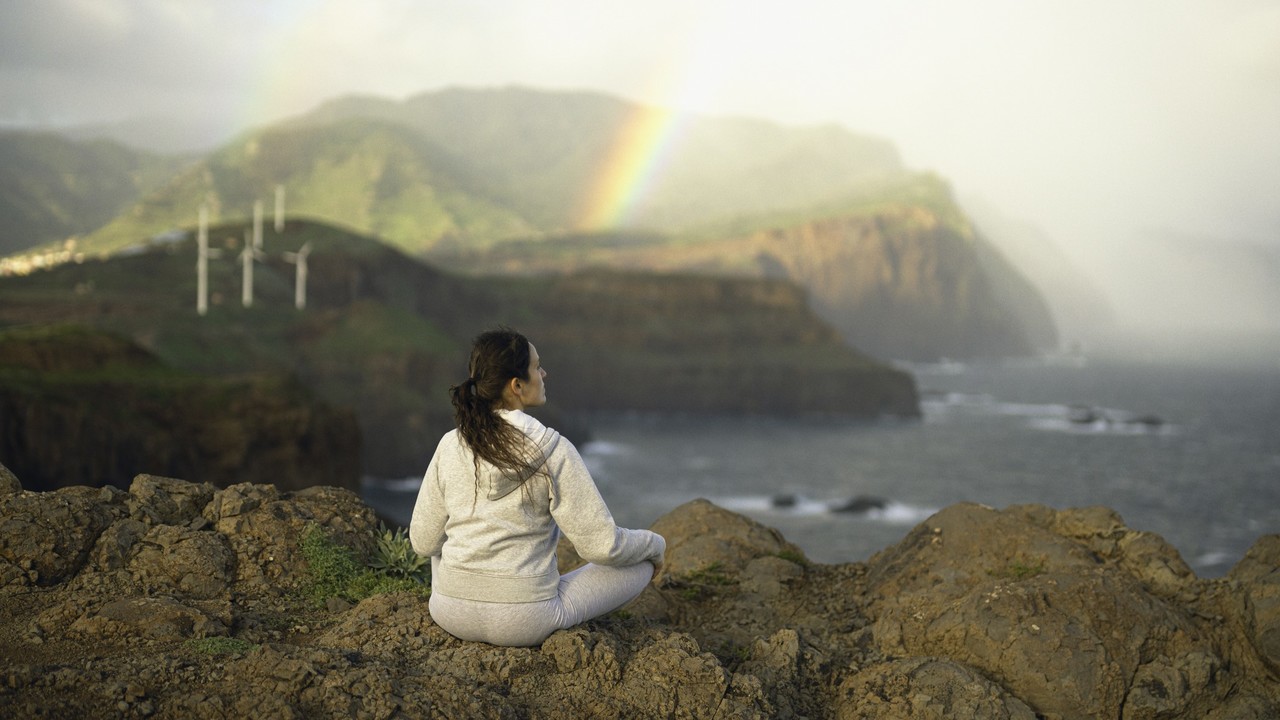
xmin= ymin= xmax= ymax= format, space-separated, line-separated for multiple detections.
xmin=0 ymin=326 xmax=360 ymax=493
xmin=1 ymin=466 xmax=1276 ymax=718
xmin=431 ymin=180 xmax=1061 ymax=362
xmin=743 ymin=207 xmax=1057 ymax=361
xmin=0 ymin=221 xmax=919 ymax=478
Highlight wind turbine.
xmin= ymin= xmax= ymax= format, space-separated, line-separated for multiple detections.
xmin=253 ymin=200 xmax=264 ymax=250
xmin=195 ymin=205 xmax=222 ymax=316
xmin=282 ymin=241 xmax=312 ymax=310
xmin=239 ymin=229 xmax=266 ymax=308
xmin=274 ymin=185 xmax=285 ymax=233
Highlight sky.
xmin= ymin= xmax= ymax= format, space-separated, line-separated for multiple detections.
xmin=2 ymin=0 xmax=1278 ymax=341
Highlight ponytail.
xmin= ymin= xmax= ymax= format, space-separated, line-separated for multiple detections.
xmin=449 ymin=329 xmax=543 ymax=489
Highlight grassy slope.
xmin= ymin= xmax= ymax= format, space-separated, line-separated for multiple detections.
xmin=0 ymin=131 xmax=188 ymax=255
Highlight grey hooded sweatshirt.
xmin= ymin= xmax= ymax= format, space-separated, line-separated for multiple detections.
xmin=409 ymin=409 xmax=666 ymax=603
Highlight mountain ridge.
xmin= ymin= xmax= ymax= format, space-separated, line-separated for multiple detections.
xmin=3 ymin=86 xmax=1057 ymax=360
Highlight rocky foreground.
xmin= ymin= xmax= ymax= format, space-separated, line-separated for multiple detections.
xmin=1 ymin=463 xmax=1277 ymax=719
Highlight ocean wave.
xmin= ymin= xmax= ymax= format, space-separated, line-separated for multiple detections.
xmin=1193 ymin=551 xmax=1239 ymax=572
xmin=922 ymin=391 xmax=1174 ymax=435
xmin=581 ymin=440 xmax=633 ymax=457
xmin=361 ymin=475 xmax=423 ymax=492
xmin=717 ymin=493 xmax=937 ymax=525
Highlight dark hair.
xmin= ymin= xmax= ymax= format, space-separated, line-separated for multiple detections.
xmin=448 ymin=328 xmax=542 ymax=486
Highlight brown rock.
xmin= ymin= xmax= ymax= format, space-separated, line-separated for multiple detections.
xmin=206 ymin=483 xmax=378 ymax=591
xmin=127 ymin=473 xmax=216 ymax=526
xmin=0 ymin=485 xmax=123 ymax=586
xmin=835 ymin=657 xmax=1037 ymax=720
xmin=1229 ymin=534 xmax=1280 ymax=677
xmin=70 ymin=596 xmax=226 ymax=641
xmin=0 ymin=462 xmax=20 ymax=497
xmin=864 ymin=503 xmax=1230 ymax=719
xmin=650 ymin=497 xmax=806 ymax=580
xmin=128 ymin=525 xmax=234 ymax=600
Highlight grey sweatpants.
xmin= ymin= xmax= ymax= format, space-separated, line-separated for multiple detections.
xmin=428 ymin=561 xmax=656 ymax=647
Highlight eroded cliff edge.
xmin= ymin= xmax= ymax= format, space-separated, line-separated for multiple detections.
xmin=1 ymin=466 xmax=1276 ymax=719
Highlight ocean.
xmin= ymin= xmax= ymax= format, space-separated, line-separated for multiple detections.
xmin=364 ymin=355 xmax=1280 ymax=578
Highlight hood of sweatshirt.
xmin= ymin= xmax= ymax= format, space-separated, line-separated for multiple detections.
xmin=486 ymin=409 xmax=562 ymax=500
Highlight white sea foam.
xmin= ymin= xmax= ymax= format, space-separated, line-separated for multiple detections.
xmin=862 ymin=501 xmax=939 ymax=525
xmin=718 ymin=495 xmax=830 ymax=516
xmin=924 ymin=390 xmax=1174 ymax=436
xmin=361 ymin=475 xmax=423 ymax=492
xmin=581 ymin=440 xmax=634 ymax=457
xmin=716 ymin=495 xmax=937 ymax=524
xmin=1194 ymin=551 xmax=1238 ymax=570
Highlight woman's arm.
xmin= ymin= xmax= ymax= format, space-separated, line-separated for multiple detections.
xmin=409 ymin=441 xmax=449 ymax=558
xmin=548 ymin=441 xmax=666 ymax=567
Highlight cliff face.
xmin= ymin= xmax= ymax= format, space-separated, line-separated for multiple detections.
xmin=515 ymin=271 xmax=919 ymax=417
xmin=748 ymin=207 xmax=1058 ymax=360
xmin=1 ymin=471 xmax=1276 ymax=718
xmin=0 ymin=327 xmax=360 ymax=492
xmin=430 ymin=182 xmax=1061 ymax=363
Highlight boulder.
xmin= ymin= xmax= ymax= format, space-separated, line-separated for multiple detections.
xmin=1228 ymin=534 xmax=1280 ymax=677
xmin=863 ymin=503 xmax=1230 ymax=719
xmin=649 ymin=497 xmax=806 ymax=580
xmin=0 ymin=484 xmax=124 ymax=586
xmin=69 ymin=596 xmax=226 ymax=641
xmin=0 ymin=462 xmax=20 ymax=497
xmin=834 ymin=657 xmax=1038 ymax=720
xmin=127 ymin=473 xmax=217 ymax=527
xmin=205 ymin=483 xmax=378 ymax=591
xmin=128 ymin=525 xmax=235 ymax=600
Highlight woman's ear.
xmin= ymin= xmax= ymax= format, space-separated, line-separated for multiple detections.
xmin=503 ymin=377 xmax=523 ymax=407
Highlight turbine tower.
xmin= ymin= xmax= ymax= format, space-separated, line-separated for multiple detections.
xmin=239 ymin=229 xmax=266 ymax=308
xmin=282 ymin=241 xmax=312 ymax=310
xmin=195 ymin=205 xmax=221 ymax=316
xmin=274 ymin=185 xmax=285 ymax=233
xmin=253 ymin=200 xmax=264 ymax=250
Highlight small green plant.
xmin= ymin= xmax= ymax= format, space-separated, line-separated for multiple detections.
xmin=368 ymin=523 xmax=430 ymax=582
xmin=776 ymin=549 xmax=810 ymax=567
xmin=672 ymin=561 xmax=737 ymax=600
xmin=300 ymin=523 xmax=430 ymax=606
xmin=186 ymin=637 xmax=258 ymax=655
xmin=686 ymin=562 xmax=734 ymax=586
xmin=987 ymin=555 xmax=1047 ymax=581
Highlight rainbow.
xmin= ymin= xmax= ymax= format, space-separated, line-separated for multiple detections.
xmin=576 ymin=100 xmax=690 ymax=231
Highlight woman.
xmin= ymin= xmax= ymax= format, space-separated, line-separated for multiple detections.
xmin=410 ymin=328 xmax=665 ymax=647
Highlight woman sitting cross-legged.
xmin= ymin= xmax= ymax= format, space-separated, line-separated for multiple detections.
xmin=410 ymin=327 xmax=665 ymax=647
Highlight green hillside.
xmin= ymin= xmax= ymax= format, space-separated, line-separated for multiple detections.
xmin=40 ymin=87 xmax=907 ymax=259
xmin=81 ymin=118 xmax=535 ymax=257
xmin=303 ymin=86 xmax=906 ymax=231
xmin=0 ymin=131 xmax=187 ymax=255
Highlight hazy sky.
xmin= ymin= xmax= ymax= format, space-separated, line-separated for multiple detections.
xmin=2 ymin=0 xmax=1278 ymax=335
